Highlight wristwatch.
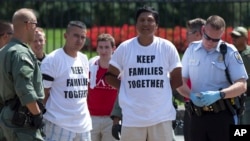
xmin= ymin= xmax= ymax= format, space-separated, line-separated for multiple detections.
xmin=220 ymin=91 xmax=226 ymax=99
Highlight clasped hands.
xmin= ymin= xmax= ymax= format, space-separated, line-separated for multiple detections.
xmin=190 ymin=91 xmax=221 ymax=107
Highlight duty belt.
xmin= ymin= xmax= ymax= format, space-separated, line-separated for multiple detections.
xmin=190 ymin=99 xmax=227 ymax=116
xmin=202 ymin=106 xmax=214 ymax=112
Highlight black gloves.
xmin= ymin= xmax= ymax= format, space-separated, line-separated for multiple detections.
xmin=37 ymin=101 xmax=46 ymax=114
xmin=112 ymin=124 xmax=121 ymax=140
xmin=31 ymin=112 xmax=44 ymax=129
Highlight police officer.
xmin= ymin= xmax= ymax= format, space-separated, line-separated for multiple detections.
xmin=177 ymin=15 xmax=248 ymax=141
xmin=0 ymin=8 xmax=45 ymax=141
xmin=231 ymin=26 xmax=250 ymax=125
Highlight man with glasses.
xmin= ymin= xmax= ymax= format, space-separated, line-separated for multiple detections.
xmin=177 ymin=15 xmax=248 ymax=141
xmin=41 ymin=21 xmax=92 ymax=141
xmin=0 ymin=20 xmax=13 ymax=49
xmin=0 ymin=8 xmax=45 ymax=141
xmin=231 ymin=26 xmax=250 ymax=125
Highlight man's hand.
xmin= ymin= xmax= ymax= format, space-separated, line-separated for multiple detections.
xmin=190 ymin=93 xmax=204 ymax=107
xmin=30 ymin=112 xmax=44 ymax=129
xmin=200 ymin=91 xmax=221 ymax=106
xmin=112 ymin=124 xmax=121 ymax=140
xmin=112 ymin=116 xmax=121 ymax=140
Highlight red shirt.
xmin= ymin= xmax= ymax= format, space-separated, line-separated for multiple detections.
xmin=87 ymin=66 xmax=118 ymax=116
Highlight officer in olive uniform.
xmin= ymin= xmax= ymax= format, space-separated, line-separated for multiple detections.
xmin=231 ymin=26 xmax=250 ymax=124
xmin=0 ymin=8 xmax=45 ymax=141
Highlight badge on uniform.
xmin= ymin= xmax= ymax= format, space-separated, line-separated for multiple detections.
xmin=234 ymin=52 xmax=243 ymax=64
xmin=217 ymin=54 xmax=224 ymax=62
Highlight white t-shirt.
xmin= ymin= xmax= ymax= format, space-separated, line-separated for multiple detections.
xmin=110 ymin=36 xmax=182 ymax=127
xmin=41 ymin=48 xmax=92 ymax=133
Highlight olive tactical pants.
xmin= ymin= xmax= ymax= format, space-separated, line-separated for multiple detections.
xmin=0 ymin=105 xmax=44 ymax=141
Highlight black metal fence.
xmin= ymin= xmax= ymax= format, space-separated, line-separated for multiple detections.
xmin=1 ymin=0 xmax=250 ymax=56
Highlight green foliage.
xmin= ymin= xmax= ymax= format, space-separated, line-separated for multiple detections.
xmin=1 ymin=1 xmax=250 ymax=28
xmin=44 ymin=28 xmax=65 ymax=53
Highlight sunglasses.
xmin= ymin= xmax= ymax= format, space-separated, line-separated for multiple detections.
xmin=203 ymin=30 xmax=220 ymax=42
xmin=24 ymin=21 xmax=38 ymax=26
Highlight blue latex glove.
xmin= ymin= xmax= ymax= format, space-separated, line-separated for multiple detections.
xmin=190 ymin=93 xmax=204 ymax=107
xmin=200 ymin=91 xmax=221 ymax=106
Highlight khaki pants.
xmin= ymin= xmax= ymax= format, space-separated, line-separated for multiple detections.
xmin=121 ymin=121 xmax=173 ymax=141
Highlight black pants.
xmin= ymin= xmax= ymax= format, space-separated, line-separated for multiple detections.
xmin=183 ymin=109 xmax=191 ymax=141
xmin=190 ymin=110 xmax=234 ymax=141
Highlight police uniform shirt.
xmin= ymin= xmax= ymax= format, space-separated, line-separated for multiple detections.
xmin=0 ymin=38 xmax=44 ymax=105
xmin=182 ymin=40 xmax=248 ymax=93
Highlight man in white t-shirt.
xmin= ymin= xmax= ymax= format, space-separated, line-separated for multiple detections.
xmin=41 ymin=21 xmax=92 ymax=141
xmin=105 ymin=5 xmax=182 ymax=141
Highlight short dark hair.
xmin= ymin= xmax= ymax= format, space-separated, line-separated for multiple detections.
xmin=186 ymin=18 xmax=206 ymax=34
xmin=66 ymin=21 xmax=87 ymax=33
xmin=0 ymin=20 xmax=13 ymax=36
xmin=97 ymin=33 xmax=115 ymax=47
xmin=205 ymin=15 xmax=225 ymax=30
xmin=67 ymin=21 xmax=86 ymax=29
xmin=135 ymin=5 xmax=159 ymax=24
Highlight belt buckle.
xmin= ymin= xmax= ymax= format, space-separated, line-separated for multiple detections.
xmin=203 ymin=106 xmax=213 ymax=112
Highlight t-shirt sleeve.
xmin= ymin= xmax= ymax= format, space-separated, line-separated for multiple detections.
xmin=40 ymin=56 xmax=55 ymax=88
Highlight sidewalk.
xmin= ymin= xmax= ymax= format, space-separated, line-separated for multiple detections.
xmin=175 ymin=135 xmax=184 ymax=141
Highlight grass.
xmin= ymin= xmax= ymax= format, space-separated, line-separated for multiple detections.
xmin=44 ymin=28 xmax=65 ymax=53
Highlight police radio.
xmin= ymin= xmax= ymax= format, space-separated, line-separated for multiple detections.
xmin=219 ymin=42 xmax=247 ymax=116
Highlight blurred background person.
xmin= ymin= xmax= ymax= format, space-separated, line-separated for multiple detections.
xmin=0 ymin=20 xmax=13 ymax=49
xmin=0 ymin=19 xmax=13 ymax=141
xmin=183 ymin=18 xmax=205 ymax=141
xmin=231 ymin=26 xmax=250 ymax=125
xmin=30 ymin=27 xmax=46 ymax=63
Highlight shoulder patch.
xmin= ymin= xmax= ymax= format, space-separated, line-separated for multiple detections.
xmin=234 ymin=52 xmax=243 ymax=64
xmin=21 ymin=56 xmax=34 ymax=67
